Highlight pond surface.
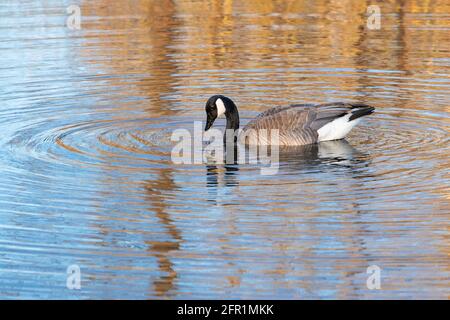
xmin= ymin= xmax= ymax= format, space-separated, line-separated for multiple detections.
xmin=0 ymin=0 xmax=449 ymax=299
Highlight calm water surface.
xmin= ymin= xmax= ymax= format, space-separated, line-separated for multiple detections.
xmin=0 ymin=0 xmax=449 ymax=299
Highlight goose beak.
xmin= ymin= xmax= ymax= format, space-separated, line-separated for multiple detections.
xmin=205 ymin=117 xmax=214 ymax=131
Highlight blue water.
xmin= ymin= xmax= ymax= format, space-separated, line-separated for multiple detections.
xmin=0 ymin=0 xmax=449 ymax=299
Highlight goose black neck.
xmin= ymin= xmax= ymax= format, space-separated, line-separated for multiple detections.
xmin=218 ymin=96 xmax=239 ymax=131
xmin=225 ymin=108 xmax=240 ymax=131
xmin=222 ymin=98 xmax=240 ymax=144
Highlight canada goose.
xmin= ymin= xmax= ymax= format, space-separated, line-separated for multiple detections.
xmin=204 ymin=95 xmax=374 ymax=146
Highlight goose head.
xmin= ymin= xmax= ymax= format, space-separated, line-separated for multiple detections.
xmin=204 ymin=95 xmax=239 ymax=131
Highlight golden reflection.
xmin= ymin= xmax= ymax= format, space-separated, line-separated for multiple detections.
xmin=145 ymin=169 xmax=183 ymax=297
xmin=79 ymin=0 xmax=450 ymax=110
xmin=81 ymin=0 xmax=181 ymax=116
xmin=76 ymin=0 xmax=449 ymax=298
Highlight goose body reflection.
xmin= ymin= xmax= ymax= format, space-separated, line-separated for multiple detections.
xmin=204 ymin=95 xmax=375 ymax=146
xmin=205 ymin=140 xmax=368 ymax=191
xmin=277 ymin=140 xmax=368 ymax=171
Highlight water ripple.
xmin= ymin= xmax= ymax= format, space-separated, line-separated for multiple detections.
xmin=0 ymin=0 xmax=449 ymax=299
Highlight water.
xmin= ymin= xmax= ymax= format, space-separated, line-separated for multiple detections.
xmin=0 ymin=0 xmax=449 ymax=299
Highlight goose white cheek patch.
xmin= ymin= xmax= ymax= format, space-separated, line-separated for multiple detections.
xmin=216 ymin=98 xmax=226 ymax=117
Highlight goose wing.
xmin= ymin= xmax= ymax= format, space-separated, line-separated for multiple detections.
xmin=253 ymin=103 xmax=315 ymax=119
xmin=242 ymin=106 xmax=317 ymax=145
xmin=242 ymin=103 xmax=374 ymax=145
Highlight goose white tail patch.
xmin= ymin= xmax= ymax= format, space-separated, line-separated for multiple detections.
xmin=216 ymin=98 xmax=226 ymax=117
xmin=317 ymin=114 xmax=361 ymax=142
